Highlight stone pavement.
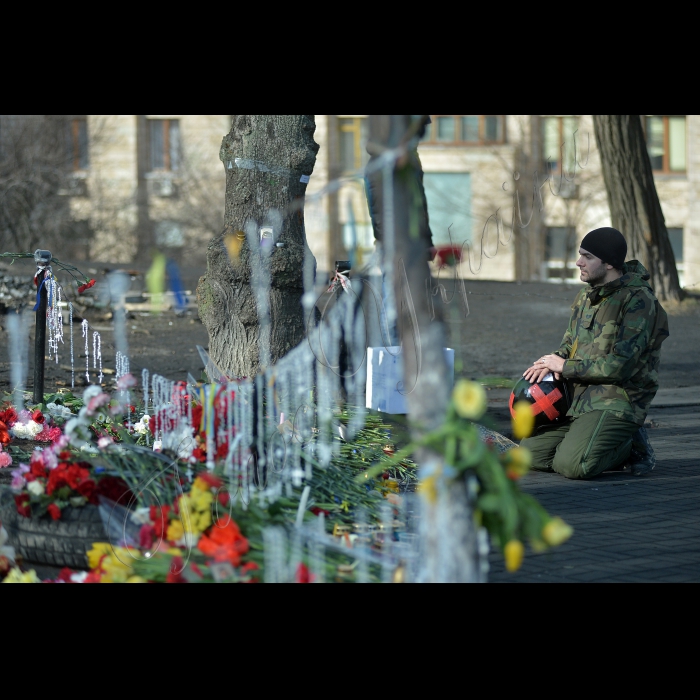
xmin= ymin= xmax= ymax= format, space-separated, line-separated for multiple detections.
xmin=486 ymin=401 xmax=700 ymax=583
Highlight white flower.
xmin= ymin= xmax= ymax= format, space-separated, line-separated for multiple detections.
xmin=152 ymin=440 xmax=163 ymax=452
xmin=69 ymin=571 xmax=88 ymax=583
xmin=27 ymin=480 xmax=45 ymax=496
xmin=129 ymin=507 xmax=151 ymax=525
xmin=11 ymin=420 xmax=43 ymax=439
xmin=46 ymin=403 xmax=73 ymax=419
xmin=175 ymin=531 xmax=201 ymax=549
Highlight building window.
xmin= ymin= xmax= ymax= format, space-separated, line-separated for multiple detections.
xmin=149 ymin=119 xmax=180 ymax=171
xmin=542 ymin=116 xmax=579 ymax=174
xmin=338 ymin=117 xmax=368 ymax=172
xmin=67 ymin=117 xmax=89 ymax=171
xmin=420 ymin=116 xmax=505 ymax=145
xmin=423 ymin=172 xmax=471 ymax=245
xmin=644 ymin=116 xmax=686 ymax=173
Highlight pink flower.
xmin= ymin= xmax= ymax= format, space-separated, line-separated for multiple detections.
xmin=10 ymin=473 xmax=25 ymax=489
xmin=116 ymin=373 xmax=137 ymax=391
xmin=86 ymin=393 xmax=111 ymax=415
xmin=0 ymin=452 xmax=12 ymax=468
xmin=98 ymin=436 xmax=113 ymax=449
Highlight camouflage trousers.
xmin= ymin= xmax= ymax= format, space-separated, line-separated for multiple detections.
xmin=520 ymin=410 xmax=640 ymax=480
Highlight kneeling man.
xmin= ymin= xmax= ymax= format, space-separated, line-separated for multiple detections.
xmin=521 ymin=227 xmax=669 ymax=479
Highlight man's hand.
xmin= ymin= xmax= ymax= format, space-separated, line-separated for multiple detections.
xmin=523 ymin=354 xmax=565 ymax=384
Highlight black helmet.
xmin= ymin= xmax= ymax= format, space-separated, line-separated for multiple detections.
xmin=509 ymin=374 xmax=572 ymax=429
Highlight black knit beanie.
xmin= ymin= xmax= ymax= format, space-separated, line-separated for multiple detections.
xmin=580 ymin=227 xmax=627 ymax=269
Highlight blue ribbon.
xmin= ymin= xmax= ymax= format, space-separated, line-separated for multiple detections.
xmin=33 ymin=274 xmax=47 ymax=311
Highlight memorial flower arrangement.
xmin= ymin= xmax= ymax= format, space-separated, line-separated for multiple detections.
xmin=53 ymin=472 xmax=261 ymax=583
xmin=366 ymin=379 xmax=573 ymax=573
xmin=10 ymin=445 xmax=132 ymax=521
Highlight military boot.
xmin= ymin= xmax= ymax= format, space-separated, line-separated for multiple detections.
xmin=628 ymin=426 xmax=656 ymax=476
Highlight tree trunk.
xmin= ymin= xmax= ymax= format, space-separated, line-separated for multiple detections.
xmin=196 ymin=116 xmax=319 ymax=378
xmin=368 ymin=115 xmax=481 ymax=582
xmin=592 ymin=115 xmax=683 ymax=301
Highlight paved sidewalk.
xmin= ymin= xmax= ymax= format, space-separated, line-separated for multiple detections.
xmin=487 ymin=403 xmax=700 ymax=582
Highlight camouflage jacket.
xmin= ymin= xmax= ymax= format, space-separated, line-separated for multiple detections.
xmin=554 ymin=260 xmax=669 ymax=425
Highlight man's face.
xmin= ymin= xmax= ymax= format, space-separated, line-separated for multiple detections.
xmin=576 ymin=248 xmax=608 ymax=286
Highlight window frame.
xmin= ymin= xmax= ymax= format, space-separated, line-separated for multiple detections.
xmin=541 ymin=115 xmax=580 ymax=175
xmin=643 ymin=115 xmax=687 ymax=174
xmin=148 ymin=118 xmax=180 ymax=172
xmin=420 ymin=115 xmax=506 ymax=146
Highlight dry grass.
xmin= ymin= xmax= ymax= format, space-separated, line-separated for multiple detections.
xmin=664 ymin=292 xmax=700 ymax=316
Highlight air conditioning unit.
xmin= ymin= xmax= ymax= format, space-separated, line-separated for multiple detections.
xmin=150 ymin=177 xmax=177 ymax=198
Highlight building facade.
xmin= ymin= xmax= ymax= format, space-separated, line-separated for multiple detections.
xmin=15 ymin=114 xmax=696 ymax=290
xmin=308 ymin=115 xmax=698 ymax=290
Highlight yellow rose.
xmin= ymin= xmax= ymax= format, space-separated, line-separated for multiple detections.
xmin=452 ymin=380 xmax=487 ymax=420
xmin=167 ymin=520 xmax=185 ymax=542
xmin=542 ymin=517 xmax=574 ymax=547
xmin=511 ymin=400 xmax=535 ymax=439
xmin=504 ymin=539 xmax=524 ymax=572
xmin=126 ymin=576 xmax=148 ymax=583
xmin=503 ymin=446 xmax=531 ymax=480
xmin=87 ymin=542 xmax=112 ymax=570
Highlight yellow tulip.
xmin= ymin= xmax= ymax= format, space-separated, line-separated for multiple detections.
xmin=452 ymin=380 xmax=487 ymax=420
xmin=504 ymin=539 xmax=524 ymax=572
xmin=512 ymin=400 xmax=535 ymax=439
xmin=2 ymin=567 xmax=41 ymax=583
xmin=87 ymin=542 xmax=112 ymax=570
xmin=417 ymin=474 xmax=439 ymax=504
xmin=167 ymin=520 xmax=185 ymax=542
xmin=542 ymin=517 xmax=574 ymax=547
xmin=504 ymin=446 xmax=532 ymax=480
xmin=192 ymin=476 xmax=210 ymax=492
xmin=190 ymin=488 xmax=213 ymax=513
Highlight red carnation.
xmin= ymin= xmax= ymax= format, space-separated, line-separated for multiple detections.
xmin=14 ymin=494 xmax=31 ymax=518
xmin=197 ymin=471 xmax=223 ymax=489
xmin=76 ymin=479 xmax=97 ymax=503
xmin=139 ymin=524 xmax=155 ymax=550
xmin=57 ymin=568 xmax=74 ymax=583
xmin=95 ymin=476 xmax=132 ymax=505
xmin=47 ymin=503 xmax=62 ymax=520
xmin=0 ymin=407 xmax=17 ymax=426
xmin=191 ymin=405 xmax=204 ymax=434
xmin=166 ymin=557 xmax=188 ymax=584
xmin=78 ymin=279 xmax=96 ymax=294
xmin=30 ymin=460 xmax=46 ymax=478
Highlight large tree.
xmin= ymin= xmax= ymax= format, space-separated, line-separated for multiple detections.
xmin=593 ymin=115 xmax=683 ymax=301
xmin=196 ymin=116 xmax=319 ymax=378
xmin=367 ymin=115 xmax=481 ymax=582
